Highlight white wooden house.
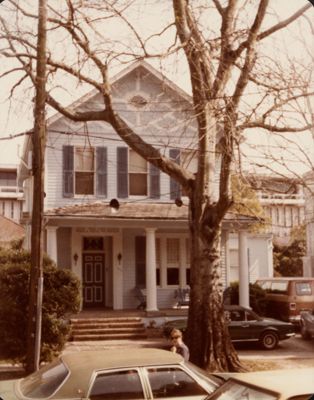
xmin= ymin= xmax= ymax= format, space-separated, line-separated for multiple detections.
xmin=18 ymin=61 xmax=273 ymax=311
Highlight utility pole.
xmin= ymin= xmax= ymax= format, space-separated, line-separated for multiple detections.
xmin=26 ymin=0 xmax=47 ymax=374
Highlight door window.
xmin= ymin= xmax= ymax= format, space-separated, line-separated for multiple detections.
xmin=147 ymin=367 xmax=208 ymax=398
xmin=90 ymin=370 xmax=145 ymax=400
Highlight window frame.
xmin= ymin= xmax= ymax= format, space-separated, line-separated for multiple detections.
xmin=88 ymin=368 xmax=146 ymax=400
xmin=74 ymin=146 xmax=95 ymax=196
xmin=128 ymin=148 xmax=148 ymax=197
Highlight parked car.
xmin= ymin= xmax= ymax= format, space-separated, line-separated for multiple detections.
xmin=209 ymin=368 xmax=314 ymax=400
xmin=255 ymin=277 xmax=314 ymax=324
xmin=300 ymin=310 xmax=314 ymax=340
xmin=0 ymin=348 xmax=222 ymax=400
xmin=163 ymin=305 xmax=296 ymax=350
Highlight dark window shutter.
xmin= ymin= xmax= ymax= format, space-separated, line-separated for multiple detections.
xmin=149 ymin=163 xmax=160 ymax=199
xmin=169 ymin=148 xmax=181 ymax=200
xmin=135 ymin=236 xmax=146 ymax=287
xmin=96 ymin=147 xmax=107 ymax=197
xmin=117 ymin=147 xmax=128 ymax=198
xmin=63 ymin=145 xmax=74 ymax=198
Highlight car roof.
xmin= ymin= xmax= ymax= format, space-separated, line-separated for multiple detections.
xmin=55 ymin=348 xmax=184 ymax=397
xmin=225 ymin=368 xmax=314 ymax=398
xmin=61 ymin=348 xmax=183 ymax=371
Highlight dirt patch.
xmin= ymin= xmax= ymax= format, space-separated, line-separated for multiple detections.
xmin=242 ymin=358 xmax=314 ymax=371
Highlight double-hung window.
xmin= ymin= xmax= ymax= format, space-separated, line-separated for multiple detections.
xmin=75 ymin=146 xmax=95 ymax=195
xmin=129 ymin=149 xmax=147 ymax=196
xmin=63 ymin=145 xmax=107 ymax=198
xmin=117 ymin=147 xmax=159 ymax=199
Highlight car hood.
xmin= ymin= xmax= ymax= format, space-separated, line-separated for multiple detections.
xmin=217 ymin=368 xmax=314 ymax=398
xmin=0 ymin=379 xmax=19 ymax=400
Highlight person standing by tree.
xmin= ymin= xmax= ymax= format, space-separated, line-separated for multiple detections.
xmin=170 ymin=329 xmax=190 ymax=361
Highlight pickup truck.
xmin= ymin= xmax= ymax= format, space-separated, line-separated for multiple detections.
xmin=300 ymin=310 xmax=314 ymax=339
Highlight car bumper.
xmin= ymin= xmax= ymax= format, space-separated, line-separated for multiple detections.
xmin=280 ymin=332 xmax=296 ymax=340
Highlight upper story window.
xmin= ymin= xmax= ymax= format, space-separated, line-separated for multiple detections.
xmin=117 ymin=147 xmax=160 ymax=199
xmin=170 ymin=148 xmax=197 ymax=199
xmin=75 ymin=147 xmax=95 ymax=195
xmin=129 ymin=149 xmax=147 ymax=196
xmin=0 ymin=170 xmax=17 ymax=187
xmin=63 ymin=145 xmax=107 ymax=198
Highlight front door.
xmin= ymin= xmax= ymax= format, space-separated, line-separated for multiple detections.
xmin=83 ymin=253 xmax=105 ymax=308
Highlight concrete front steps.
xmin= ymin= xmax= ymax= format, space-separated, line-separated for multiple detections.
xmin=70 ymin=317 xmax=147 ymax=341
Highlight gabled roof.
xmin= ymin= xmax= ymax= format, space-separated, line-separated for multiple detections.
xmin=18 ymin=60 xmax=192 ymax=179
xmin=46 ymin=60 xmax=192 ymax=128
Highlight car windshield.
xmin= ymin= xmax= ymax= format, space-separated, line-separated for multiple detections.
xmin=19 ymin=359 xmax=69 ymax=398
xmin=205 ymin=379 xmax=279 ymax=400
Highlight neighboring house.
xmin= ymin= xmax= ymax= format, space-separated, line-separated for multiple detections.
xmin=18 ymin=61 xmax=273 ymax=311
xmin=0 ymin=215 xmax=24 ymax=248
xmin=303 ymin=170 xmax=314 ymax=277
xmin=0 ymin=164 xmax=23 ymax=223
xmin=247 ymin=175 xmax=305 ymax=246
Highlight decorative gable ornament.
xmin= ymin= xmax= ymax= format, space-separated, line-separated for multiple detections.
xmin=129 ymin=95 xmax=148 ymax=108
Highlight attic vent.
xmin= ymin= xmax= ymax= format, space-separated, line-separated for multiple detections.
xmin=129 ymin=95 xmax=147 ymax=108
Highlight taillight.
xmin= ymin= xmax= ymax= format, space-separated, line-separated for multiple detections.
xmin=289 ymin=303 xmax=296 ymax=310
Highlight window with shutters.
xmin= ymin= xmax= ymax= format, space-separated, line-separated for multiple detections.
xmin=75 ymin=146 xmax=95 ymax=195
xmin=129 ymin=149 xmax=147 ymax=196
xmin=63 ymin=145 xmax=107 ymax=198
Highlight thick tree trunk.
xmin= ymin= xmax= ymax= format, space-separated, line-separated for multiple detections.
xmin=186 ymin=200 xmax=244 ymax=372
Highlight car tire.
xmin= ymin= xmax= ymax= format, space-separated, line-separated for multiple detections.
xmin=300 ymin=324 xmax=311 ymax=340
xmin=260 ymin=331 xmax=278 ymax=350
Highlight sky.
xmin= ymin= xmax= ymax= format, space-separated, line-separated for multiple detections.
xmin=0 ymin=0 xmax=313 ymax=177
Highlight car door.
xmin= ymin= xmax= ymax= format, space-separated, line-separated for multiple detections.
xmin=88 ymin=369 xmax=147 ymax=399
xmin=228 ymin=309 xmax=251 ymax=340
xmin=145 ymin=366 xmax=210 ymax=399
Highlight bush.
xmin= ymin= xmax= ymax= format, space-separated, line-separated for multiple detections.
xmin=273 ymin=239 xmax=305 ymax=277
xmin=0 ymin=247 xmax=81 ymax=362
xmin=223 ymin=281 xmax=268 ymax=316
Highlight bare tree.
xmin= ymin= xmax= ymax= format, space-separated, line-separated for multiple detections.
xmin=25 ymin=0 xmax=47 ymax=373
xmin=0 ymin=0 xmax=313 ymax=371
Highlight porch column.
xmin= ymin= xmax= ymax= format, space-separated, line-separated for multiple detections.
xmin=46 ymin=226 xmax=58 ymax=264
xmin=145 ymin=228 xmax=158 ymax=311
xmin=239 ymin=230 xmax=250 ymax=308
xmin=112 ymin=231 xmax=123 ymax=310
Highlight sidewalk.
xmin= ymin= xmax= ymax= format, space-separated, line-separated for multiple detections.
xmin=1 ymin=337 xmax=314 ymax=379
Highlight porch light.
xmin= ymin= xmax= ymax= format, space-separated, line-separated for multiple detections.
xmin=175 ymin=198 xmax=183 ymax=207
xmin=110 ymin=198 xmax=120 ymax=213
xmin=73 ymin=253 xmax=79 ymax=265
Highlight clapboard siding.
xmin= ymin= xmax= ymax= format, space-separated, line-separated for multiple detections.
xmin=42 ymin=65 xmax=211 ymax=210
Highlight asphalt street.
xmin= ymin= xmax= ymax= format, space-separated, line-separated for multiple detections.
xmin=1 ymin=333 xmax=313 ymax=380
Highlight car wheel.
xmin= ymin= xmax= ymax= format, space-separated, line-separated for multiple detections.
xmin=260 ymin=331 xmax=278 ymax=350
xmin=300 ymin=324 xmax=311 ymax=340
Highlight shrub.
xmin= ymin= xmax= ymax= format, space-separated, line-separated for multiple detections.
xmin=0 ymin=247 xmax=81 ymax=362
xmin=223 ymin=281 xmax=268 ymax=316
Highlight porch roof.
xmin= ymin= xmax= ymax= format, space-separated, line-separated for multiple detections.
xmin=44 ymin=201 xmax=257 ymax=225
